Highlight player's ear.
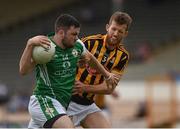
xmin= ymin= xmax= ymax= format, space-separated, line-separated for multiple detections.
xmin=106 ymin=24 xmax=109 ymax=32
xmin=58 ymin=29 xmax=65 ymax=38
xmin=124 ymin=30 xmax=128 ymax=38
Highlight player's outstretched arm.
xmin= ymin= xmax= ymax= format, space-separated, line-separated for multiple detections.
xmin=73 ymin=81 xmax=115 ymax=95
xmin=73 ymin=72 xmax=122 ymax=95
xmin=83 ymin=51 xmax=119 ymax=85
xmin=19 ymin=35 xmax=50 ymax=75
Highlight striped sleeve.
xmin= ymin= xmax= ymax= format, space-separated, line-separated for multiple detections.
xmin=111 ymin=51 xmax=129 ymax=75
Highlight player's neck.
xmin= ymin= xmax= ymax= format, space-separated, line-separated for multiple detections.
xmin=52 ymin=35 xmax=66 ymax=49
xmin=106 ymin=42 xmax=119 ymax=50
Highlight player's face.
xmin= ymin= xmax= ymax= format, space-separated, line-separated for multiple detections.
xmin=106 ymin=20 xmax=128 ymax=47
xmin=62 ymin=26 xmax=80 ymax=48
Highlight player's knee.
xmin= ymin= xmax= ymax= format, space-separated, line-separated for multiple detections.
xmin=52 ymin=115 xmax=74 ymax=128
xmin=82 ymin=112 xmax=111 ymax=128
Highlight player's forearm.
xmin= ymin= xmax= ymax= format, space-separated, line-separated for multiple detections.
xmin=88 ymin=54 xmax=110 ymax=79
xmin=84 ymin=82 xmax=114 ymax=94
xmin=84 ymin=86 xmax=111 ymax=94
xmin=19 ymin=42 xmax=35 ymax=75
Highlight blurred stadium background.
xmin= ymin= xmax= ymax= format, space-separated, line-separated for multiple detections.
xmin=0 ymin=0 xmax=180 ymax=127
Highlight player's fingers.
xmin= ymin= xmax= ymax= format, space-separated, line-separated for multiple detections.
xmin=39 ymin=44 xmax=49 ymax=49
xmin=113 ymin=78 xmax=119 ymax=85
xmin=74 ymin=82 xmax=80 ymax=88
xmin=72 ymin=87 xmax=82 ymax=95
xmin=72 ymin=87 xmax=78 ymax=93
xmin=105 ymin=80 xmax=111 ymax=89
xmin=73 ymin=85 xmax=82 ymax=92
xmin=40 ymin=38 xmax=51 ymax=45
xmin=113 ymin=74 xmax=120 ymax=80
xmin=40 ymin=37 xmax=51 ymax=43
xmin=72 ymin=91 xmax=78 ymax=95
xmin=74 ymin=81 xmax=80 ymax=85
xmin=75 ymin=81 xmax=84 ymax=86
xmin=111 ymin=75 xmax=119 ymax=84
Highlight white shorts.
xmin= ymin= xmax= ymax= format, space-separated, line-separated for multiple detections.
xmin=67 ymin=101 xmax=101 ymax=126
xmin=28 ymin=95 xmax=66 ymax=128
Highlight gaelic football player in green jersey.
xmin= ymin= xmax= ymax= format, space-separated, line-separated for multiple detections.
xmin=19 ymin=14 xmax=118 ymax=128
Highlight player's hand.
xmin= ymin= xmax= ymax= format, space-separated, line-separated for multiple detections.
xmin=77 ymin=57 xmax=87 ymax=68
xmin=111 ymin=90 xmax=120 ymax=98
xmin=27 ymin=35 xmax=51 ymax=49
xmin=105 ymin=73 xmax=120 ymax=88
xmin=72 ymin=81 xmax=87 ymax=95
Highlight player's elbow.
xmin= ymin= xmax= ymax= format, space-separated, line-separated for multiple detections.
xmin=106 ymin=90 xmax=113 ymax=94
xmin=19 ymin=69 xmax=26 ymax=76
xmin=19 ymin=66 xmax=28 ymax=76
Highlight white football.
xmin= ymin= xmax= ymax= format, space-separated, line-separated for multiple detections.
xmin=32 ymin=42 xmax=56 ymax=64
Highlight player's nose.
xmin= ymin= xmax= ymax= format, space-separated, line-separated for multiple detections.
xmin=113 ymin=30 xmax=119 ymax=36
xmin=75 ymin=36 xmax=78 ymax=40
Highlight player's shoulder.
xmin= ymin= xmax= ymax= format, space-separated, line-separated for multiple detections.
xmin=81 ymin=34 xmax=105 ymax=42
xmin=117 ymin=44 xmax=129 ymax=57
xmin=75 ymin=39 xmax=84 ymax=47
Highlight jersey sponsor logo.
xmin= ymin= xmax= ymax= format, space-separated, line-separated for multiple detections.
xmin=54 ymin=54 xmax=69 ymax=60
xmin=54 ymin=68 xmax=76 ymax=77
xmin=53 ymin=52 xmax=78 ymax=77
xmin=62 ymin=54 xmax=69 ymax=60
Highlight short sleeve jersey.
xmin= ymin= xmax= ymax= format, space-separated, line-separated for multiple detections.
xmin=71 ymin=34 xmax=129 ymax=105
xmin=33 ymin=33 xmax=87 ymax=108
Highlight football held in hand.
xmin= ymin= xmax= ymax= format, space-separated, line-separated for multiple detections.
xmin=32 ymin=42 xmax=55 ymax=64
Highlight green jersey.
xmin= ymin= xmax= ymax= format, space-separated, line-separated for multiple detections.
xmin=33 ymin=33 xmax=87 ymax=108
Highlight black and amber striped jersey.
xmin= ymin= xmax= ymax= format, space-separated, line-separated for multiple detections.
xmin=71 ymin=34 xmax=129 ymax=105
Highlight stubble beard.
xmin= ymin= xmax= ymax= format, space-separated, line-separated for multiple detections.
xmin=107 ymin=35 xmax=121 ymax=47
xmin=62 ymin=38 xmax=74 ymax=48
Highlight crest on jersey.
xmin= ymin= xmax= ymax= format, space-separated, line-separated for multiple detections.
xmin=72 ymin=49 xmax=81 ymax=57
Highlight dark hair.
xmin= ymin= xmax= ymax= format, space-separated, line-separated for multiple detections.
xmin=55 ymin=14 xmax=80 ymax=32
xmin=109 ymin=11 xmax=132 ymax=30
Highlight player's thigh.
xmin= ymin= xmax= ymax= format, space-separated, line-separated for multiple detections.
xmin=52 ymin=115 xmax=74 ymax=128
xmin=29 ymin=95 xmax=68 ymax=128
xmin=81 ymin=111 xmax=111 ymax=128
xmin=67 ymin=101 xmax=101 ymax=127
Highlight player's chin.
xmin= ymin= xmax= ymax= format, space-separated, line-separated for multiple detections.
xmin=110 ymin=40 xmax=118 ymax=46
xmin=66 ymin=44 xmax=74 ymax=48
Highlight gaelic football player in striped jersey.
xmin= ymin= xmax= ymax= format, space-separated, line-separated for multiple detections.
xmin=67 ymin=11 xmax=132 ymax=128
